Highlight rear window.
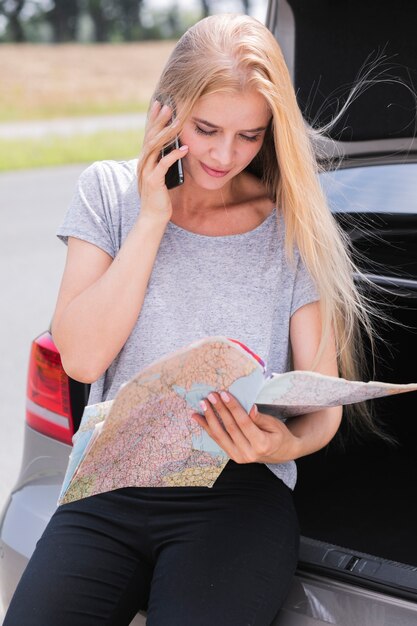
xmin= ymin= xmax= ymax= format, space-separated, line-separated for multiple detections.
xmin=320 ymin=162 xmax=417 ymax=214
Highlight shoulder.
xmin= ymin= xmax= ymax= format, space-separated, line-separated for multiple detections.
xmin=78 ymin=159 xmax=138 ymax=196
xmin=71 ymin=158 xmax=140 ymax=232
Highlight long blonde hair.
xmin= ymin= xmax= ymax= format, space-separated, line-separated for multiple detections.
xmin=138 ymin=14 xmax=380 ymax=436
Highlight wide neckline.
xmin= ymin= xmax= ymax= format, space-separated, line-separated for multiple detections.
xmin=167 ymin=207 xmax=277 ymax=240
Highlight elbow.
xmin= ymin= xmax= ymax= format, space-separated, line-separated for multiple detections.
xmin=61 ymin=356 xmax=103 ymax=384
xmin=52 ymin=327 xmax=106 ymax=384
xmin=57 ymin=347 xmax=106 ymax=384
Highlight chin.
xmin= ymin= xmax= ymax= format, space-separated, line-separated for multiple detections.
xmin=185 ymin=167 xmax=236 ymax=190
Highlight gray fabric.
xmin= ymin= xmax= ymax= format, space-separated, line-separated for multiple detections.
xmin=57 ymin=159 xmax=320 ymax=489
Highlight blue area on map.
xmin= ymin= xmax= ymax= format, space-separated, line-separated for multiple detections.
xmin=172 ymin=383 xmax=214 ymax=410
xmin=58 ymin=405 xmax=99 ymax=503
xmin=184 ymin=368 xmax=266 ymax=454
xmin=172 ymin=367 xmax=265 ymax=414
xmin=229 ymin=369 xmax=265 ymax=412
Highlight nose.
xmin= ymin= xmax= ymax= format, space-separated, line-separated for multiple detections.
xmin=210 ymin=137 xmax=234 ymax=168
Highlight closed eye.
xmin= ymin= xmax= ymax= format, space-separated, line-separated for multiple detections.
xmin=194 ymin=124 xmax=216 ymax=136
xmin=194 ymin=124 xmax=261 ymax=142
xmin=240 ymin=134 xmax=261 ymax=142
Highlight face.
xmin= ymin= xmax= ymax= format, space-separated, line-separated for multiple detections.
xmin=179 ymin=90 xmax=271 ymax=191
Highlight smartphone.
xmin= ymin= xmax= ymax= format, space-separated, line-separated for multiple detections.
xmin=159 ymin=96 xmax=184 ymax=189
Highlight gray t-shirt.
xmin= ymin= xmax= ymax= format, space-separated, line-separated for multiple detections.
xmin=57 ymin=159 xmax=319 ymax=489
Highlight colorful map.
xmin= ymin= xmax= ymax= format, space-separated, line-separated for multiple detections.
xmin=256 ymin=370 xmax=417 ymax=417
xmin=59 ymin=337 xmax=265 ymax=504
xmin=58 ymin=336 xmax=417 ymax=505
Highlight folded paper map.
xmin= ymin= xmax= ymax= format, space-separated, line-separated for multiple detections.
xmin=58 ymin=336 xmax=417 ymax=505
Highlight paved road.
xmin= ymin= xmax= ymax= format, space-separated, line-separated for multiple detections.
xmin=0 ymin=164 xmax=87 ymax=514
xmin=0 ymin=113 xmax=147 ymax=139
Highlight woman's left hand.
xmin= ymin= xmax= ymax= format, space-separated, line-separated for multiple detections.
xmin=191 ymin=391 xmax=301 ymax=464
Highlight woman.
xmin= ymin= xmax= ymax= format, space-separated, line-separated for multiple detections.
xmin=4 ymin=13 xmax=372 ymax=626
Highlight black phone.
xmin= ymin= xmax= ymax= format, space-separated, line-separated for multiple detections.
xmin=159 ymin=96 xmax=184 ymax=189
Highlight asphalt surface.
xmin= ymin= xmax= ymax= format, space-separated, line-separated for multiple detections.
xmin=0 ymin=164 xmax=87 ymax=514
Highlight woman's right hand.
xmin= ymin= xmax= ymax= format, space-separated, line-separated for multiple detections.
xmin=138 ymin=99 xmax=188 ymax=223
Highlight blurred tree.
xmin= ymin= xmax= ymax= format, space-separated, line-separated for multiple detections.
xmin=85 ymin=0 xmax=112 ymax=41
xmin=200 ymin=0 xmax=209 ymax=18
xmin=166 ymin=1 xmax=180 ymax=37
xmin=0 ymin=0 xmax=26 ymax=41
xmin=199 ymin=1 xmax=251 ymax=18
xmin=45 ymin=0 xmax=80 ymax=42
xmin=0 ymin=0 xmax=255 ymax=42
xmin=85 ymin=0 xmax=144 ymax=42
xmin=119 ymin=0 xmax=143 ymax=41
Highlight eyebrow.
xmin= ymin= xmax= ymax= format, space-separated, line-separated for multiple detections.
xmin=192 ymin=117 xmax=268 ymax=133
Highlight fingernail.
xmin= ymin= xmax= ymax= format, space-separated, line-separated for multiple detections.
xmin=200 ymin=400 xmax=207 ymax=411
xmin=208 ymin=393 xmax=217 ymax=404
xmin=220 ymin=391 xmax=230 ymax=403
xmin=179 ymin=145 xmax=188 ymax=151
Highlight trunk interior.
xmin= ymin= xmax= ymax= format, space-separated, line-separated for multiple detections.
xmin=294 ymin=211 xmax=417 ymax=579
xmin=266 ymin=0 xmax=417 ymax=583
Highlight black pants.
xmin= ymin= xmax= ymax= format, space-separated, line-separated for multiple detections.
xmin=4 ymin=461 xmax=299 ymax=626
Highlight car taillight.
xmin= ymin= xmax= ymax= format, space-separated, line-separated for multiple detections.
xmin=26 ymin=331 xmax=74 ymax=445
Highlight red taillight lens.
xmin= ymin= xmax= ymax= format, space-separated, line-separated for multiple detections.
xmin=26 ymin=332 xmax=74 ymax=445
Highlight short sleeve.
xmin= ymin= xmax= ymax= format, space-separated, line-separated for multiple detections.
xmin=56 ymin=161 xmax=117 ymax=258
xmin=290 ymin=254 xmax=320 ymax=316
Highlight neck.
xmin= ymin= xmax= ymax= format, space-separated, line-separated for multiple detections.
xmin=169 ymin=175 xmax=239 ymax=219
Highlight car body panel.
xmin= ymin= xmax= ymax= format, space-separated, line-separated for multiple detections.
xmin=275 ymin=574 xmax=417 ymax=625
xmin=320 ymin=162 xmax=417 ymax=214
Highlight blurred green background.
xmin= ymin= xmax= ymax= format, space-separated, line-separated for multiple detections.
xmin=0 ymin=0 xmax=267 ymax=170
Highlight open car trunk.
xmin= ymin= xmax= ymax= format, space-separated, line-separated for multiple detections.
xmin=294 ymin=210 xmax=417 ymax=598
xmin=266 ymin=0 xmax=417 ymax=157
xmin=265 ymin=0 xmax=417 ymax=599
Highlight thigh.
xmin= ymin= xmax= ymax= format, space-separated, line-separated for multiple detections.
xmin=3 ymin=493 xmax=153 ymax=626
xmin=146 ymin=463 xmax=299 ymax=626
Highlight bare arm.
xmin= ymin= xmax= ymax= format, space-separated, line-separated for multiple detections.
xmin=192 ymin=300 xmax=343 ymax=464
xmin=52 ymin=100 xmax=189 ymax=383
xmin=283 ymin=300 xmax=343 ymax=459
xmin=51 ymin=215 xmax=168 ymax=383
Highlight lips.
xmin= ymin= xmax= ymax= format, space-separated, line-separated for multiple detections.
xmin=200 ymin=162 xmax=231 ymax=178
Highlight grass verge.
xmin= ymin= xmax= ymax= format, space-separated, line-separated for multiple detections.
xmin=0 ymin=129 xmax=144 ymax=171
